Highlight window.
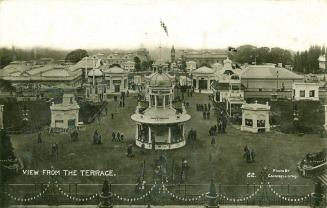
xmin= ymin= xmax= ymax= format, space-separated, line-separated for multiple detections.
xmin=245 ymin=119 xmax=253 ymax=127
xmin=300 ymin=90 xmax=305 ymax=97
xmin=309 ymin=90 xmax=315 ymax=97
xmin=257 ymin=120 xmax=265 ymax=127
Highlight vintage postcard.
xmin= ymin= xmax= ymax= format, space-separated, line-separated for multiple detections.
xmin=0 ymin=0 xmax=326 ymax=208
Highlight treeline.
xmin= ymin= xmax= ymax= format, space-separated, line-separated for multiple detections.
xmin=0 ymin=47 xmax=68 ymax=68
xmin=229 ymin=45 xmax=293 ymax=66
xmin=293 ymin=45 xmax=325 ymax=74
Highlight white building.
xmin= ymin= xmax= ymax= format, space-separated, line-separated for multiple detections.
xmin=101 ymin=66 xmax=129 ymax=94
xmin=131 ymin=70 xmax=191 ymax=150
xmin=318 ymin=55 xmax=325 ymax=70
xmin=241 ymin=101 xmax=271 ymax=133
xmin=191 ymin=66 xmax=216 ymax=93
xmin=292 ymin=83 xmax=319 ymax=101
xmin=85 ymin=68 xmax=106 ymax=104
xmin=122 ymin=61 xmax=135 ymax=72
xmin=50 ymin=94 xmax=80 ymax=132
xmin=186 ymin=61 xmax=197 ymax=72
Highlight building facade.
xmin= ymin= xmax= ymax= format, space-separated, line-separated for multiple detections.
xmin=292 ymin=83 xmax=319 ymax=101
xmin=100 ymin=65 xmax=129 ymax=94
xmin=50 ymin=94 xmax=80 ymax=132
xmin=182 ymin=49 xmax=228 ymax=67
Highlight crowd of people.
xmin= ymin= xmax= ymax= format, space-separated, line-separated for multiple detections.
xmin=112 ymin=131 xmax=124 ymax=142
xmin=196 ymin=103 xmax=212 ymax=120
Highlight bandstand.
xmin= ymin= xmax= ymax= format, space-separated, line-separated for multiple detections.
xmin=131 ymin=70 xmax=191 ymax=150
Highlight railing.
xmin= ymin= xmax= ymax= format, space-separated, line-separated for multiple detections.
xmin=3 ymin=182 xmax=325 ymax=206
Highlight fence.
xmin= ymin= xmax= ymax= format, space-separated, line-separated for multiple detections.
xmin=3 ymin=182 xmax=325 ymax=206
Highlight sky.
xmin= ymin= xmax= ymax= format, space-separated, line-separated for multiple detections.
xmin=0 ymin=0 xmax=327 ymax=51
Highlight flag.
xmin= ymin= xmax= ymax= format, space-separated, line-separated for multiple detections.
xmin=160 ymin=20 xmax=169 ymax=36
xmin=228 ymin=46 xmax=237 ymax=52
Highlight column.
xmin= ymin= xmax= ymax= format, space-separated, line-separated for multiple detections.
xmin=207 ymin=79 xmax=210 ymax=90
xmin=265 ymin=111 xmax=270 ymax=132
xmin=155 ymin=95 xmax=157 ymax=108
xmin=168 ymin=127 xmax=171 ymax=143
xmin=182 ymin=124 xmax=185 ymax=140
xmin=196 ymin=78 xmax=199 ymax=90
xmin=163 ymin=96 xmax=166 ymax=109
xmin=241 ymin=110 xmax=245 ymax=130
xmin=136 ymin=124 xmax=139 ymax=139
xmin=110 ymin=79 xmax=113 ymax=92
xmin=169 ymin=95 xmax=172 ymax=108
xmin=252 ymin=114 xmax=257 ymax=132
xmin=120 ymin=78 xmax=124 ymax=92
xmin=148 ymin=126 xmax=151 ymax=143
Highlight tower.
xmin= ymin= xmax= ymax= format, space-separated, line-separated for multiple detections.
xmin=171 ymin=45 xmax=175 ymax=63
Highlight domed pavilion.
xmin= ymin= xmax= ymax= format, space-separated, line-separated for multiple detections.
xmin=131 ymin=69 xmax=191 ymax=150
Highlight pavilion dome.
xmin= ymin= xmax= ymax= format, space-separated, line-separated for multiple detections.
xmin=223 ymin=58 xmax=232 ymax=66
xmin=88 ymin=68 xmax=103 ymax=77
xmin=192 ymin=66 xmax=215 ymax=74
xmin=149 ymin=71 xmax=173 ymax=87
xmin=103 ymin=66 xmax=126 ymax=73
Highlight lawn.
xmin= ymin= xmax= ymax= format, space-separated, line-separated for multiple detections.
xmin=6 ymin=93 xmax=326 ymax=196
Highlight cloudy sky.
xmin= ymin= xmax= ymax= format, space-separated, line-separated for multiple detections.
xmin=0 ymin=0 xmax=327 ymax=51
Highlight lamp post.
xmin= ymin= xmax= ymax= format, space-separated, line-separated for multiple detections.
xmin=276 ymin=70 xmax=279 ymax=92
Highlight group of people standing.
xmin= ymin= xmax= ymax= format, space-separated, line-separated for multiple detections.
xmin=93 ymin=130 xmax=102 ymax=144
xmin=216 ymin=110 xmax=227 ymax=134
xmin=112 ymin=131 xmax=124 ymax=142
xmin=243 ymin=145 xmax=256 ymax=163
xmin=196 ymin=103 xmax=212 ymax=120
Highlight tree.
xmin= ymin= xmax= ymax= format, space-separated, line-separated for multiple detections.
xmin=65 ymin=49 xmax=88 ymax=63
xmin=230 ymin=45 xmax=257 ymax=64
xmin=0 ymin=48 xmax=13 ymax=68
xmin=134 ymin=57 xmax=141 ymax=71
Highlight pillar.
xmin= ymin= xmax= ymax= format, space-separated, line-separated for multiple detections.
xmin=136 ymin=124 xmax=139 ymax=139
xmin=196 ymin=78 xmax=199 ymax=90
xmin=265 ymin=111 xmax=270 ymax=132
xmin=206 ymin=179 xmax=219 ymax=208
xmin=148 ymin=127 xmax=151 ymax=143
xmin=110 ymin=79 xmax=113 ymax=92
xmin=324 ymin=105 xmax=327 ymax=131
xmin=168 ymin=127 xmax=171 ymax=143
xmin=155 ymin=95 xmax=157 ymax=108
xmin=182 ymin=124 xmax=185 ymax=139
xmin=253 ymin=114 xmax=257 ymax=129
xmin=163 ymin=96 xmax=166 ymax=109
xmin=0 ymin=105 xmax=4 ymax=130
xmin=207 ymin=79 xmax=210 ymax=90
xmin=98 ymin=180 xmax=113 ymax=208
xmin=241 ymin=110 xmax=245 ymax=130
xmin=120 ymin=78 xmax=124 ymax=91
xmin=169 ymin=95 xmax=173 ymax=108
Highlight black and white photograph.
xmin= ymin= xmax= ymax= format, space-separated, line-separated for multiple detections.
xmin=0 ymin=0 xmax=326 ymax=207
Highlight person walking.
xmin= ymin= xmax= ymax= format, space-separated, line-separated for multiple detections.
xmin=112 ymin=132 xmax=116 ymax=142
xmin=37 ymin=132 xmax=42 ymax=143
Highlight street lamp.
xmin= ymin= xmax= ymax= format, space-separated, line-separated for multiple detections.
xmin=276 ymin=70 xmax=279 ymax=91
